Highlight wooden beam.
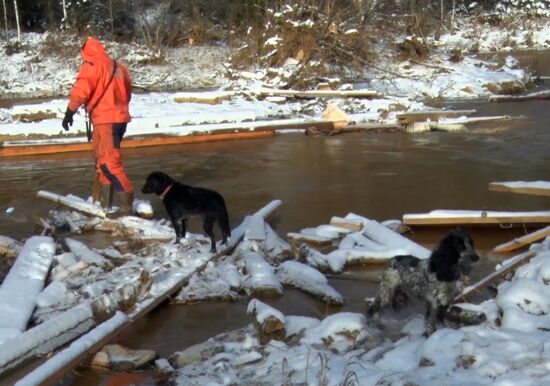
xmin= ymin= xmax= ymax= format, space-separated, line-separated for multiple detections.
xmin=403 ymin=210 xmax=550 ymax=226
xmin=489 ymin=181 xmax=550 ymax=197
xmin=396 ymin=109 xmax=476 ymax=124
xmin=257 ymin=88 xmax=378 ymax=99
xmin=489 ymin=89 xmax=550 ymax=103
xmin=455 ymin=250 xmax=538 ymax=302
xmin=329 ymin=216 xmax=363 ymax=232
xmin=0 ymin=131 xmax=274 ymax=158
xmin=492 ymin=225 xmax=550 ymax=254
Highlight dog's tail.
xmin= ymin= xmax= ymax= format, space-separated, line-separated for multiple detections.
xmin=218 ymin=201 xmax=231 ymax=239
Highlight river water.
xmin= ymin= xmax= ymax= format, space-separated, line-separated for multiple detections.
xmin=1 ymin=57 xmax=550 ymax=385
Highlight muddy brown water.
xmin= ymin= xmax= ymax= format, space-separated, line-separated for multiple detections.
xmin=2 ymin=67 xmax=550 ymax=384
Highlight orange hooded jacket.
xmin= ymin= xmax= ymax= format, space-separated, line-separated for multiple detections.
xmin=68 ymin=37 xmax=132 ymax=125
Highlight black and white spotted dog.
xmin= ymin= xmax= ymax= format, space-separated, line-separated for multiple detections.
xmin=367 ymin=229 xmax=485 ymax=336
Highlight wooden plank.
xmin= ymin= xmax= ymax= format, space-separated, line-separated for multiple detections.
xmin=489 ymin=181 xmax=550 ymax=197
xmin=257 ymin=88 xmax=378 ymax=99
xmin=489 ymin=89 xmax=550 ymax=103
xmin=0 ymin=131 xmax=274 ymax=158
xmin=287 ymin=232 xmax=333 ymax=246
xmin=329 ymin=216 xmax=363 ymax=232
xmin=403 ymin=210 xmax=550 ymax=226
xmin=455 ymin=250 xmax=538 ymax=302
xmin=13 ymin=200 xmax=282 ymax=386
xmin=492 ymin=225 xmax=550 ymax=254
xmin=396 ymin=109 xmax=476 ymax=124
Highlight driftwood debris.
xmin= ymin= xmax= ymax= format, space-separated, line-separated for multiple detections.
xmin=455 ymin=250 xmax=538 ymax=302
xmin=489 ymin=89 xmax=550 ymax=103
xmin=489 ymin=181 xmax=550 ymax=197
xmin=492 ymin=225 xmax=550 ymax=254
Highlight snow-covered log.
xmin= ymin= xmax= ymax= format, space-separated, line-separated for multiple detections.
xmin=456 ymin=250 xmax=538 ymax=302
xmin=247 ymin=298 xmax=285 ymax=344
xmin=15 ymin=312 xmax=128 ymax=386
xmin=347 ymin=215 xmax=430 ymax=259
xmin=242 ymin=252 xmax=283 ymax=297
xmin=10 ymin=200 xmax=282 ymax=386
xmin=0 ymin=236 xmax=56 ymax=345
xmin=0 ymin=303 xmax=95 ymax=375
xmin=287 ymin=232 xmax=333 ymax=246
xmin=275 ymin=261 xmax=344 ymax=305
xmin=37 ymin=190 xmax=106 ymax=218
xmin=65 ymin=238 xmax=112 ymax=269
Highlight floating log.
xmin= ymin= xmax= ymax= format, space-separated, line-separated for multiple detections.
xmin=403 ymin=209 xmax=550 ymax=226
xmin=489 ymin=89 xmax=550 ymax=103
xmin=396 ymin=109 xmax=476 ymax=124
xmin=455 ymin=250 xmax=538 ymax=302
xmin=10 ymin=200 xmax=282 ymax=386
xmin=257 ymin=88 xmax=378 ymax=99
xmin=340 ymin=123 xmax=402 ymax=133
xmin=489 ymin=181 xmax=550 ymax=197
xmin=492 ymin=225 xmax=550 ymax=254
xmin=404 ymin=122 xmax=466 ymax=133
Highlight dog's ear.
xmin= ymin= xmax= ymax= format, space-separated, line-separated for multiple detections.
xmin=429 ymin=250 xmax=461 ymax=281
xmin=429 ymin=232 xmax=463 ymax=281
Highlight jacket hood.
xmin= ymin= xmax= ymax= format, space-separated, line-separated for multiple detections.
xmin=81 ymin=37 xmax=109 ymax=63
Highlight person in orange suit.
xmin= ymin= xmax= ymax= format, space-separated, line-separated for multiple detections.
xmin=62 ymin=37 xmax=134 ymax=216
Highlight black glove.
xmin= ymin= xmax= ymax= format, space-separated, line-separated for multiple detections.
xmin=62 ymin=108 xmax=75 ymax=131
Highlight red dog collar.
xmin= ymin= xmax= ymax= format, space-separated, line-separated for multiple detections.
xmin=160 ymin=183 xmax=174 ymax=200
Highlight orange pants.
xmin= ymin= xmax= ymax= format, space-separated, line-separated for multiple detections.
xmin=92 ymin=123 xmax=133 ymax=192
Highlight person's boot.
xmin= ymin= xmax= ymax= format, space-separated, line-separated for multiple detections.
xmin=99 ymin=183 xmax=113 ymax=210
xmin=115 ymin=191 xmax=134 ymax=217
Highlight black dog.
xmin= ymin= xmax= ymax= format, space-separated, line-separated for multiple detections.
xmin=367 ymin=229 xmax=482 ymax=336
xmin=141 ymin=171 xmax=231 ymax=253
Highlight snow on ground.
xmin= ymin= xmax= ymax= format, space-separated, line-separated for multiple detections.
xmin=1 ymin=18 xmax=548 ymax=139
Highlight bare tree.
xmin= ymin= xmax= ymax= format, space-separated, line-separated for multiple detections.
xmin=12 ymin=0 xmax=19 ymax=41
xmin=62 ymin=0 xmax=67 ymax=21
xmin=2 ymin=0 xmax=7 ymax=42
